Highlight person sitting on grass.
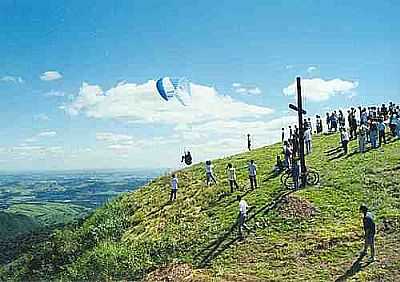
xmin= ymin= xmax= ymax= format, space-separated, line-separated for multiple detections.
xmin=248 ymin=160 xmax=258 ymax=190
xmin=226 ymin=163 xmax=240 ymax=193
xmin=205 ymin=160 xmax=217 ymax=186
xmin=237 ymin=195 xmax=251 ymax=240
xmin=359 ymin=205 xmax=376 ymax=262
xmin=170 ymin=174 xmax=178 ymax=201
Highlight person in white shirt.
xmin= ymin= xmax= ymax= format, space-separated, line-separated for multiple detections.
xmin=170 ymin=174 xmax=178 ymax=201
xmin=205 ymin=160 xmax=217 ymax=186
xmin=237 ymin=195 xmax=251 ymax=239
xmin=248 ymin=160 xmax=257 ymax=189
xmin=226 ymin=163 xmax=239 ymax=193
xmin=304 ymin=127 xmax=312 ymax=155
xmin=341 ymin=128 xmax=350 ymax=154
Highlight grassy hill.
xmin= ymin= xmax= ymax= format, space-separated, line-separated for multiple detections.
xmin=1 ymin=133 xmax=399 ymax=281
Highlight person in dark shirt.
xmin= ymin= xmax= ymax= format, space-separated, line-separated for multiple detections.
xmin=359 ymin=205 xmax=376 ymax=262
xmin=247 ymin=134 xmax=252 ymax=151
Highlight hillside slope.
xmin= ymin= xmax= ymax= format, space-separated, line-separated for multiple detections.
xmin=1 ymin=133 xmax=399 ymax=281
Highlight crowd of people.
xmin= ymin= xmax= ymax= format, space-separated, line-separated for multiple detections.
xmin=169 ymin=101 xmax=397 ymax=249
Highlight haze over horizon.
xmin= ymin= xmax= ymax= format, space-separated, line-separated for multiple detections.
xmin=0 ymin=1 xmax=399 ymax=171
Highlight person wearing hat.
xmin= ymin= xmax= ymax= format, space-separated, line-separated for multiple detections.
xmin=359 ymin=205 xmax=376 ymax=262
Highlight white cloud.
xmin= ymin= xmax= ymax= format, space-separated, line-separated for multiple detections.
xmin=232 ymin=83 xmax=262 ymax=96
xmin=24 ymin=137 xmax=37 ymax=143
xmin=34 ymin=114 xmax=50 ymax=121
xmin=285 ymin=65 xmax=294 ymax=70
xmin=1 ymin=75 xmax=24 ymax=83
xmin=307 ymin=66 xmax=317 ymax=73
xmin=67 ymin=80 xmax=273 ymax=124
xmin=96 ymin=132 xmax=133 ymax=143
xmin=37 ymin=131 xmax=57 ymax=137
xmin=283 ymin=78 xmax=359 ymax=102
xmin=40 ymin=71 xmax=62 ymax=81
xmin=44 ymin=90 xmax=65 ymax=97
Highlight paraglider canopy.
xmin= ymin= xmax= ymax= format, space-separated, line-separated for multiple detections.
xmin=156 ymin=77 xmax=192 ymax=106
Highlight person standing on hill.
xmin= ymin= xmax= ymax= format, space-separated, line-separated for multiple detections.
xmin=291 ymin=158 xmax=300 ymax=190
xmin=247 ymin=134 xmax=252 ymax=151
xmin=339 ymin=110 xmax=346 ymax=129
xmin=226 ymin=163 xmax=240 ymax=193
xmin=283 ymin=141 xmax=292 ymax=168
xmin=248 ymin=160 xmax=257 ymax=189
xmin=370 ymin=122 xmax=379 ymax=149
xmin=237 ymin=195 xmax=251 ymax=240
xmin=205 ymin=160 xmax=217 ymax=186
xmin=331 ymin=112 xmax=338 ymax=132
xmin=340 ymin=128 xmax=350 ymax=154
xmin=349 ymin=109 xmax=358 ymax=140
xmin=378 ymin=119 xmax=386 ymax=146
xmin=316 ymin=115 xmax=323 ymax=134
xmin=358 ymin=123 xmax=368 ymax=153
xmin=359 ymin=205 xmax=376 ymax=262
xmin=170 ymin=174 xmax=178 ymax=201
xmin=304 ymin=127 xmax=312 ymax=155
xmin=326 ymin=112 xmax=331 ymax=132
xmin=281 ymin=128 xmax=285 ymax=143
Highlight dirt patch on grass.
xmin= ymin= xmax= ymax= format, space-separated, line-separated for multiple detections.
xmin=276 ymin=195 xmax=318 ymax=219
xmin=144 ymin=264 xmax=194 ymax=282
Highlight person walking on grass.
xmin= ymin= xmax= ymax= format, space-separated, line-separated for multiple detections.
xmin=205 ymin=160 xmax=217 ymax=186
xmin=248 ymin=160 xmax=257 ymax=190
xmin=170 ymin=174 xmax=178 ymax=201
xmin=359 ymin=205 xmax=376 ymax=262
xmin=247 ymin=134 xmax=252 ymax=151
xmin=226 ymin=163 xmax=239 ymax=193
xmin=237 ymin=195 xmax=251 ymax=240
xmin=341 ymin=128 xmax=350 ymax=154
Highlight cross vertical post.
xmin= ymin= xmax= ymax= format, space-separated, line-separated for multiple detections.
xmin=296 ymin=77 xmax=307 ymax=187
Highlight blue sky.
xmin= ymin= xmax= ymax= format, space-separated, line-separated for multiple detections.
xmin=0 ymin=0 xmax=399 ymax=171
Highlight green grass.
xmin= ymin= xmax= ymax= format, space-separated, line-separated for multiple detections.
xmin=1 ymin=133 xmax=399 ymax=281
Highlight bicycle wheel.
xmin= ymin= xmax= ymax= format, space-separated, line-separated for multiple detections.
xmin=281 ymin=169 xmax=292 ymax=185
xmin=306 ymin=171 xmax=320 ymax=185
xmin=284 ymin=174 xmax=295 ymax=189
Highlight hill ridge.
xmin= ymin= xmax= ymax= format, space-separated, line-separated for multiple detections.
xmin=1 ymin=133 xmax=399 ymax=281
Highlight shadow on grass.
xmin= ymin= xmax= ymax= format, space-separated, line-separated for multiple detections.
xmin=328 ymin=152 xmax=346 ymax=161
xmin=335 ymin=252 xmax=373 ymax=282
xmin=145 ymin=201 xmax=172 ymax=218
xmin=196 ymin=188 xmax=294 ymax=267
xmin=325 ymin=146 xmax=343 ymax=155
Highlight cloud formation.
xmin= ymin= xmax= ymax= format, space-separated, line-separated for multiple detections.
xmin=67 ymin=81 xmax=273 ymax=125
xmin=283 ymin=78 xmax=358 ymax=102
xmin=40 ymin=71 xmax=63 ymax=81
xmin=307 ymin=66 xmax=317 ymax=73
xmin=44 ymin=90 xmax=65 ymax=97
xmin=37 ymin=131 xmax=57 ymax=137
xmin=232 ymin=83 xmax=262 ymax=95
xmin=1 ymin=75 xmax=24 ymax=83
